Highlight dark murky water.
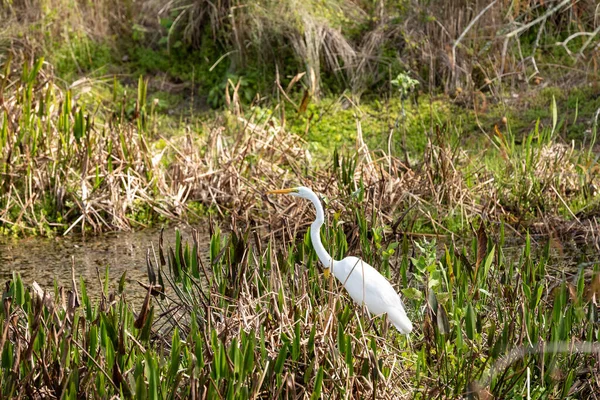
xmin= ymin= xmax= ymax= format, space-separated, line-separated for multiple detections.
xmin=0 ymin=225 xmax=208 ymax=305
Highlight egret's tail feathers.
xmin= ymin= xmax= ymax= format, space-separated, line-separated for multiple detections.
xmin=388 ymin=308 xmax=412 ymax=334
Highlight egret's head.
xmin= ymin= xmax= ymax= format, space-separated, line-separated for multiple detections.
xmin=267 ymin=186 xmax=313 ymax=199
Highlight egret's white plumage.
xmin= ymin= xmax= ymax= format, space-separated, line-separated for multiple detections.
xmin=268 ymin=186 xmax=412 ymax=334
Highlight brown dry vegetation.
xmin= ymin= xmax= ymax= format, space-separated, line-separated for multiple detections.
xmin=1 ymin=53 xmax=599 ymax=244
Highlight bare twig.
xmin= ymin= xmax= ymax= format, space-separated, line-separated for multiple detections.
xmin=452 ymin=0 xmax=498 ymax=85
xmin=505 ymin=0 xmax=572 ymax=39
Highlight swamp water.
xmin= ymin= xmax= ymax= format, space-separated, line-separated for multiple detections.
xmin=0 ymin=225 xmax=209 ymax=305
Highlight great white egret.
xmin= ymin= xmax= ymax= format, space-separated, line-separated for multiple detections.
xmin=268 ymin=186 xmax=412 ymax=334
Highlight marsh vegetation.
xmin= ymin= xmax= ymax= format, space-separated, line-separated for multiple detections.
xmin=1 ymin=0 xmax=600 ymax=398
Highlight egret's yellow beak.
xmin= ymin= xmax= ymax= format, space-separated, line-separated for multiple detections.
xmin=267 ymin=188 xmax=297 ymax=194
xmin=324 ymin=268 xmax=331 ymax=279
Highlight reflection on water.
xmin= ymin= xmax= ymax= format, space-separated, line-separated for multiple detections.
xmin=0 ymin=225 xmax=208 ymax=305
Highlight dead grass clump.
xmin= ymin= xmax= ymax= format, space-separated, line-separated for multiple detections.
xmin=536 ymin=142 xmax=579 ymax=194
xmin=1 ymin=0 xmax=129 ymax=59
xmin=156 ymin=0 xmax=367 ymax=96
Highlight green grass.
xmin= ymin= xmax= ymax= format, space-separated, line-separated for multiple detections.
xmin=51 ymin=33 xmax=115 ymax=80
xmin=287 ymin=95 xmax=449 ymax=161
xmin=2 ymin=220 xmax=598 ymax=398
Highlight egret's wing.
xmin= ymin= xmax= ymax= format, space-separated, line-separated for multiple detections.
xmin=337 ymin=257 xmax=412 ymax=334
xmin=340 ymin=257 xmax=404 ymax=315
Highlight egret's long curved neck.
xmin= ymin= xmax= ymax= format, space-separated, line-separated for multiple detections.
xmin=306 ymin=191 xmax=333 ymax=268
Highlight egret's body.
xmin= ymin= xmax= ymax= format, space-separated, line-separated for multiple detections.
xmin=268 ymin=186 xmax=412 ymax=334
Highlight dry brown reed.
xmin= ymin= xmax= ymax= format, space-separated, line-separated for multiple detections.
xmin=1 ymin=52 xmax=596 ymax=245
